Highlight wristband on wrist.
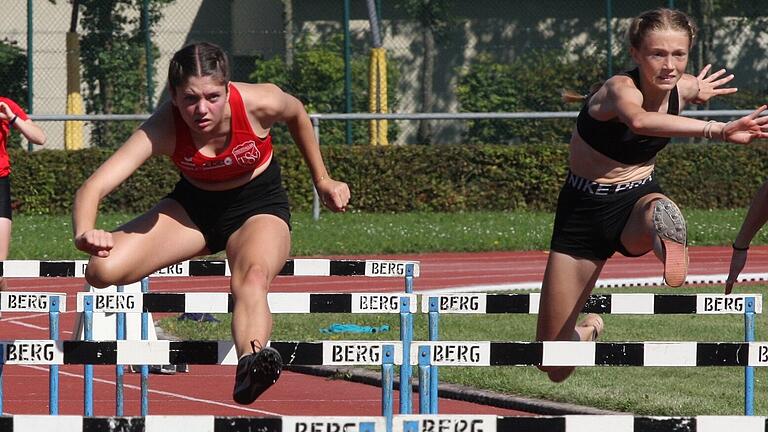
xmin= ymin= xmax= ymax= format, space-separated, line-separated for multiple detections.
xmin=9 ymin=115 xmax=18 ymax=126
xmin=732 ymin=243 xmax=749 ymax=251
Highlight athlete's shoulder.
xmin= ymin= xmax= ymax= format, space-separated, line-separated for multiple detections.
xmin=234 ymin=82 xmax=288 ymax=119
xmin=232 ymin=82 xmax=283 ymax=101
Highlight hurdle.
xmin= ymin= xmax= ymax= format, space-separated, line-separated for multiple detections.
xmin=2 ymin=409 xmax=768 ymax=432
xmin=0 ymin=259 xmax=420 ymax=417
xmin=0 ymin=259 xmax=421 ymax=278
xmin=6 ymin=260 xmax=763 ymax=422
xmin=0 ymin=292 xmax=67 ymax=415
xmin=74 ymin=290 xmax=419 ymax=418
xmin=420 ymin=293 xmax=762 ymax=415
xmin=4 ymin=338 xmax=768 ymax=427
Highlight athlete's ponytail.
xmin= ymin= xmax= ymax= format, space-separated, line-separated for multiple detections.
xmin=561 ymin=82 xmax=604 ymax=104
xmin=562 ymin=89 xmax=587 ymax=103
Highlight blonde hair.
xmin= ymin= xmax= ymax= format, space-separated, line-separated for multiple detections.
xmin=562 ymin=89 xmax=587 ymax=103
xmin=561 ymin=82 xmax=604 ymax=104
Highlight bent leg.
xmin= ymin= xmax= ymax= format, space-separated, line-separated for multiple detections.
xmin=225 ymin=214 xmax=290 ymax=358
xmin=620 ymin=193 xmax=688 ymax=287
xmin=85 ymin=199 xmax=208 ymax=287
xmin=536 ymin=251 xmax=605 ymax=382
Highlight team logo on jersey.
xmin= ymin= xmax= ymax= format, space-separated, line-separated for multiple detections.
xmin=232 ymin=141 xmax=260 ymax=166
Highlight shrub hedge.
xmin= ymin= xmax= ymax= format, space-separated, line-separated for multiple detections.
xmin=8 ymin=143 xmax=768 ymax=215
xmin=457 ymin=50 xmax=605 ymax=145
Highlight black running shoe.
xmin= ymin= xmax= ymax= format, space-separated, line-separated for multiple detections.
xmin=232 ymin=346 xmax=283 ymax=404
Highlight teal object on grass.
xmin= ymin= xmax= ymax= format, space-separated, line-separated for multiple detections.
xmin=320 ymin=323 xmax=390 ymax=334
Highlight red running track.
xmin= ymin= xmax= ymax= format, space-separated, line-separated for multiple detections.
xmin=1 ymin=245 xmax=767 ymax=416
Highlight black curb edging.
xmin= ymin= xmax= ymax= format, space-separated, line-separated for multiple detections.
xmin=286 ymin=365 xmax=623 ymax=416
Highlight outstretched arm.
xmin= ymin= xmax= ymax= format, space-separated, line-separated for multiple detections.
xmin=601 ymin=76 xmax=768 ymax=143
xmin=725 ymin=179 xmax=768 ymax=294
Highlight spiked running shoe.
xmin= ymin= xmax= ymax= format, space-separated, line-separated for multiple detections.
xmin=653 ymin=199 xmax=688 ymax=287
xmin=232 ymin=344 xmax=283 ymax=405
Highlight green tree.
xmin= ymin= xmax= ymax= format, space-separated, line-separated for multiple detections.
xmin=457 ymin=50 xmax=604 ymax=144
xmin=78 ymin=0 xmax=173 ymax=148
xmin=249 ymin=36 xmax=400 ymax=145
xmin=397 ymin=0 xmax=454 ymax=144
xmin=677 ymin=0 xmax=768 ymax=109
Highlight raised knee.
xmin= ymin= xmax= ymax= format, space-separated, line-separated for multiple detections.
xmin=85 ymin=259 xmax=130 ymax=288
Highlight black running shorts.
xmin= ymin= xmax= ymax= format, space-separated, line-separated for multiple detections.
xmin=166 ymin=158 xmax=291 ymax=253
xmin=0 ymin=176 xmax=12 ymax=220
xmin=549 ymin=171 xmax=663 ymax=261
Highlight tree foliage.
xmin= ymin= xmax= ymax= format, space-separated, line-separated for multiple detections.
xmin=249 ymin=35 xmax=400 ymax=145
xmin=457 ymin=50 xmax=605 ymax=144
xmin=396 ymin=0 xmax=455 ymax=144
xmin=78 ymin=0 xmax=174 ymax=147
xmin=396 ymin=0 xmax=454 ymax=36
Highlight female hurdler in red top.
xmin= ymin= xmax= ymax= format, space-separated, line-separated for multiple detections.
xmin=72 ymin=42 xmax=350 ymax=404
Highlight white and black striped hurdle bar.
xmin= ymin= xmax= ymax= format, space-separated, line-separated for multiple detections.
xmin=5 ymin=340 xmax=768 ymax=367
xmin=2 ymin=292 xmax=757 ymax=315
xmin=0 ymin=259 xmax=420 ymax=278
xmin=71 ymin=292 xmax=418 ymax=314
xmin=422 ymin=293 xmax=762 ymax=314
xmin=1 ymin=414 xmax=768 ymax=432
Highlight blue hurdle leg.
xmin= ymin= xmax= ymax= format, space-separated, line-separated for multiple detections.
xmin=428 ymin=298 xmax=440 ymax=413
xmin=116 ymin=285 xmax=125 ymax=416
xmin=49 ymin=296 xmax=60 ymax=415
xmin=399 ymin=296 xmax=412 ymax=414
xmin=141 ymin=277 xmax=150 ymax=415
xmin=744 ymin=296 xmax=755 ymax=416
xmin=83 ymin=295 xmax=94 ymax=416
xmin=381 ymin=344 xmax=394 ymax=432
xmin=418 ymin=345 xmax=430 ymax=414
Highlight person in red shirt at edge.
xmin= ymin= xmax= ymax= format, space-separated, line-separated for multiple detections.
xmin=72 ymin=42 xmax=350 ymax=404
xmin=0 ymin=97 xmax=46 ymax=290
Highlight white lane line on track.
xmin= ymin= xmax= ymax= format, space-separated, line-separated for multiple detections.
xmin=2 ymin=319 xmax=48 ymax=331
xmin=20 ymin=365 xmax=283 ymax=416
xmin=2 ymin=312 xmax=48 ymax=320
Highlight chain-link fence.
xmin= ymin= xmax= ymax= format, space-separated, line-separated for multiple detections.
xmin=0 ymin=0 xmax=766 ymax=148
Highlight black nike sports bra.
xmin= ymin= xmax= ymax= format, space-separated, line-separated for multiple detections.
xmin=576 ymin=68 xmax=679 ymax=165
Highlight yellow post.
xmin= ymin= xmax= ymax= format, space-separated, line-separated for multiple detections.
xmin=65 ymin=32 xmax=84 ymax=150
xmin=376 ymin=47 xmax=388 ymax=145
xmin=368 ymin=47 xmax=389 ymax=146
